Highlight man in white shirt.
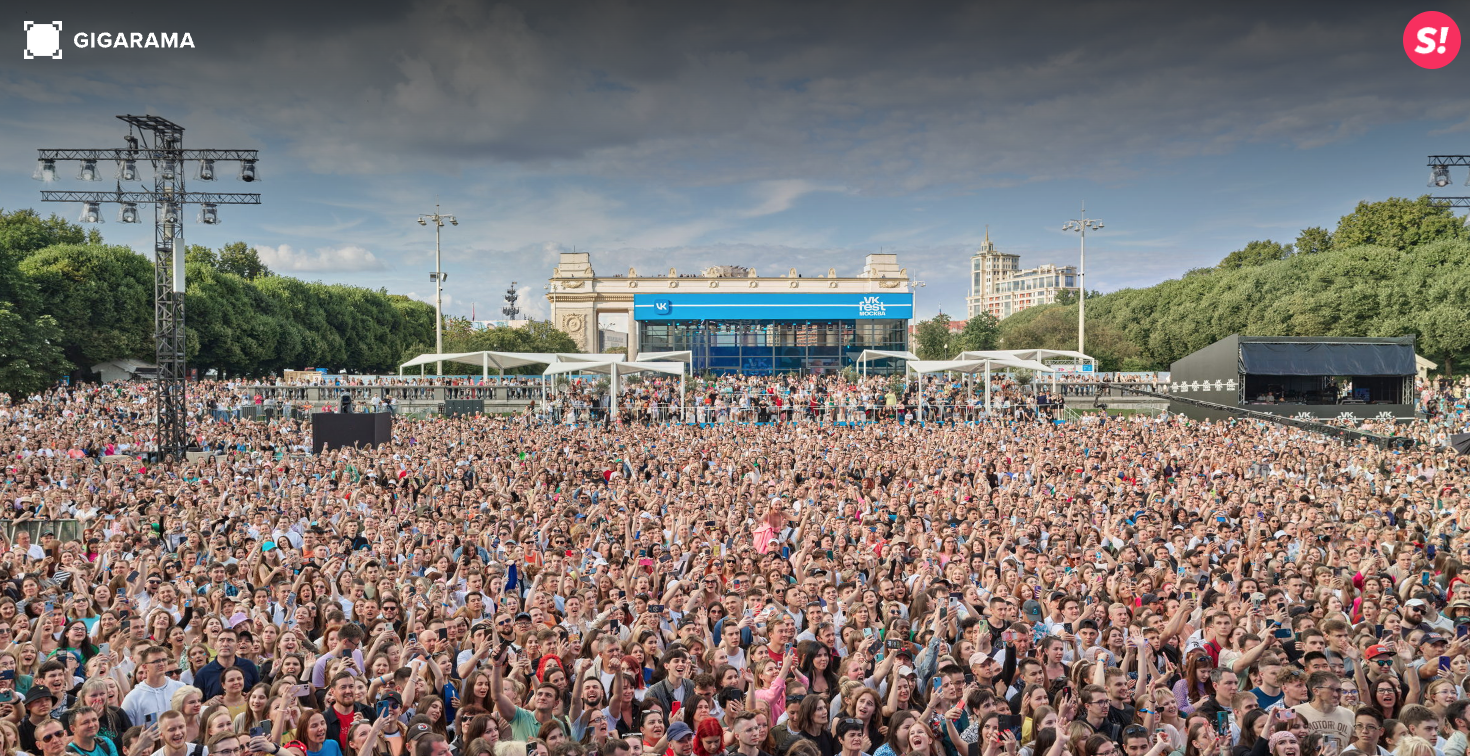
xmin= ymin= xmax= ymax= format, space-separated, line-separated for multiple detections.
xmin=121 ymin=646 xmax=188 ymax=728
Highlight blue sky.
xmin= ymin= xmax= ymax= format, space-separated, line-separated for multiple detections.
xmin=4 ymin=1 xmax=1470 ymax=326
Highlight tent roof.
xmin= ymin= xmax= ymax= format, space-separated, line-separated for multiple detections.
xmin=958 ymin=349 xmax=1093 ymax=363
xmin=856 ymin=349 xmax=919 ymax=363
xmin=634 ymin=351 xmax=693 ymax=363
xmin=399 ymin=351 xmax=616 ymax=371
xmin=907 ymin=356 xmax=1055 ymax=374
xmin=542 ymin=360 xmax=686 ymax=377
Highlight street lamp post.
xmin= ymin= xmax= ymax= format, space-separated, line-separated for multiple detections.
xmin=418 ymin=204 xmax=457 ymax=376
xmin=1062 ymin=205 xmax=1103 ymax=357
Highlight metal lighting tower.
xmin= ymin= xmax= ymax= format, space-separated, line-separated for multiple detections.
xmin=1426 ymin=156 xmax=1470 ymax=208
xmin=36 ymin=115 xmax=260 ymax=458
xmin=1062 ymin=205 xmax=1103 ymax=357
xmin=417 ymin=205 xmax=457 ymax=375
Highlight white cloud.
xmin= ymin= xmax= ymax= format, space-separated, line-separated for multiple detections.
xmin=255 ymin=244 xmax=388 ymax=272
xmin=740 ymin=180 xmax=843 ymax=218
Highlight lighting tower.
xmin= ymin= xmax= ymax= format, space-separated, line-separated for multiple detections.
xmin=1426 ymin=156 xmax=1470 ymax=209
xmin=417 ymin=205 xmax=457 ymax=376
xmin=1062 ymin=205 xmax=1103 ymax=358
xmin=36 ymin=115 xmax=261 ymax=458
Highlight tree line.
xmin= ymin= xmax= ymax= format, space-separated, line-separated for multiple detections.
xmin=975 ymin=196 xmax=1470 ymax=373
xmin=0 ymin=209 xmax=579 ymax=394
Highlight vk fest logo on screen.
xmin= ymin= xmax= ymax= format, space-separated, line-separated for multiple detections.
xmin=857 ymin=296 xmax=887 ymax=317
xmin=653 ymin=299 xmax=673 ymax=315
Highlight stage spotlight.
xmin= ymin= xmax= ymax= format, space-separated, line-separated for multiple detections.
xmin=163 ymin=205 xmax=179 ymax=224
xmin=78 ymin=159 xmax=101 ymax=181
xmin=1431 ymin=165 xmax=1452 ymax=187
xmin=160 ymin=160 xmax=177 ymax=180
xmin=33 ymin=158 xmax=56 ymax=182
xmin=239 ymin=160 xmax=257 ymax=182
xmin=119 ymin=203 xmax=140 ymax=223
xmin=198 ymin=203 xmax=219 ymax=225
xmin=197 ymin=159 xmax=216 ymax=181
xmin=80 ymin=202 xmax=104 ymax=224
xmin=119 ymin=159 xmax=140 ymax=182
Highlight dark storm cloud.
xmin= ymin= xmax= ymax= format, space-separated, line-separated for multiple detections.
xmin=5 ymin=1 xmax=1468 ymax=192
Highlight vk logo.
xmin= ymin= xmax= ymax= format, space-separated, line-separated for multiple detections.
xmin=653 ymin=299 xmax=672 ymax=315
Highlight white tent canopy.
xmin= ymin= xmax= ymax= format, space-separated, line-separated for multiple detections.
xmin=634 ymin=351 xmax=693 ymax=363
xmin=856 ymin=349 xmax=919 ymax=375
xmin=957 ymin=348 xmax=1094 ymax=365
xmin=905 ymin=356 xmax=1055 ymax=420
xmin=398 ymin=351 xmax=619 ymax=377
xmin=542 ymin=360 xmax=687 ymax=417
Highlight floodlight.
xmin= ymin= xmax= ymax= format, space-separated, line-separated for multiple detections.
xmin=78 ymin=159 xmax=101 ymax=181
xmin=80 ymin=202 xmax=104 ymax=224
xmin=119 ymin=159 xmax=140 ymax=182
xmin=1431 ymin=165 xmax=1452 ymax=187
xmin=239 ymin=160 xmax=257 ymax=182
xmin=198 ymin=204 xmax=219 ymax=225
xmin=160 ymin=160 xmax=176 ymax=180
xmin=33 ymin=158 xmax=56 ymax=182
xmin=119 ymin=203 xmax=140 ymax=223
xmin=197 ymin=159 xmax=216 ymax=181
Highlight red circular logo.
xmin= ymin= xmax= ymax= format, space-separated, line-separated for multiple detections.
xmin=1404 ymin=11 xmax=1461 ymax=68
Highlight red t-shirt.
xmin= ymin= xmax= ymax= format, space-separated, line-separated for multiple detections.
xmin=333 ymin=708 xmax=356 ymax=750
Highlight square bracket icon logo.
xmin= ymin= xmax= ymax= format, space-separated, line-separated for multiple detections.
xmin=24 ymin=21 xmax=63 ymax=60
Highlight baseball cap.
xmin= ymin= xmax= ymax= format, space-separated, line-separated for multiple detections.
xmin=1422 ymin=633 xmax=1448 ymax=645
xmin=667 ymin=722 xmax=695 ymax=741
xmin=1406 ymin=599 xmax=1428 ymax=609
xmin=405 ymin=718 xmax=433 ymax=741
xmin=1021 ymin=600 xmax=1043 ymax=621
xmin=969 ymin=652 xmax=998 ymax=668
xmin=1365 ymin=644 xmax=1393 ymax=660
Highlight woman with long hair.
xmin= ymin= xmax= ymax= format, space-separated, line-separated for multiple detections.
xmin=1369 ymin=679 xmax=1403 ymax=721
xmin=56 ymin=620 xmax=100 ymax=664
xmin=200 ymin=706 xmax=235 ymax=741
xmin=796 ymin=642 xmax=838 ymax=697
xmin=233 ymin=684 xmax=273 ymax=734
xmin=299 ymin=709 xmax=345 ymax=756
xmin=171 ymin=686 xmax=204 ymax=744
xmin=874 ymin=711 xmax=919 ymax=756
xmin=218 ymin=667 xmax=251 ymax=720
xmin=898 ymin=719 xmax=938 ymax=756
xmin=76 ymin=679 xmax=131 ymax=743
xmin=1173 ymin=651 xmax=1214 ymax=716
xmin=842 ymin=686 xmax=884 ymax=749
xmin=1233 ymin=709 xmax=1269 ymax=756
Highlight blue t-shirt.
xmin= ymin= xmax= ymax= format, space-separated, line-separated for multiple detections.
xmin=308 ymin=742 xmax=344 ymax=756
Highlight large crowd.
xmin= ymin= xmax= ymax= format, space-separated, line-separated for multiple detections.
xmin=0 ymin=372 xmax=1468 ymax=756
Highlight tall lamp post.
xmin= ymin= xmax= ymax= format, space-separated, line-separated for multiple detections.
xmin=1062 ymin=205 xmax=1103 ymax=358
xmin=418 ymin=205 xmax=457 ymax=376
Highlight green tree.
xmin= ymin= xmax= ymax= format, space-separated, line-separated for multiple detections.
xmin=1333 ymin=195 xmax=1468 ymax=251
xmin=954 ymin=312 xmax=1000 ymax=352
xmin=1294 ymin=226 xmax=1333 ymax=255
xmin=216 ymin=242 xmax=272 ymax=280
xmin=912 ymin=313 xmax=954 ymax=360
xmin=1217 ymin=239 xmax=1291 ymax=270
xmin=0 ymin=210 xmax=78 ymax=392
xmin=20 ymin=244 xmax=153 ymax=379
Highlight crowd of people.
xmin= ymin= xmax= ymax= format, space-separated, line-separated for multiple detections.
xmin=0 ymin=371 xmax=1467 ymax=756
